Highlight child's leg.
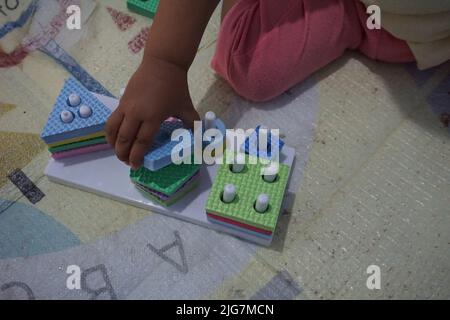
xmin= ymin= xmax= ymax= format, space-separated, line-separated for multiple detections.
xmin=212 ymin=0 xmax=415 ymax=102
xmin=354 ymin=1 xmax=414 ymax=63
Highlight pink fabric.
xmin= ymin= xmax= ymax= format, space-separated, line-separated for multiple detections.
xmin=211 ymin=0 xmax=415 ymax=102
xmin=52 ymin=144 xmax=111 ymax=159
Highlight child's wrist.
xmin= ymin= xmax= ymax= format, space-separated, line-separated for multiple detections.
xmin=142 ymin=51 xmax=190 ymax=74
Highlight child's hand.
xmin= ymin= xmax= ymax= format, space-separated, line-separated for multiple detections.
xmin=105 ymin=57 xmax=199 ymax=169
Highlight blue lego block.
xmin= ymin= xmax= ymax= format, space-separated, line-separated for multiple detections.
xmin=241 ymin=125 xmax=285 ymax=160
xmin=41 ymin=78 xmax=111 ymax=144
xmin=143 ymin=119 xmax=194 ymax=171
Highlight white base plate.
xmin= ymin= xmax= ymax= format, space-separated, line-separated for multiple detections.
xmin=44 ymin=94 xmax=295 ymax=246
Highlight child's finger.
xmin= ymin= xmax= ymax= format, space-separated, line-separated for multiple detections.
xmin=129 ymin=122 xmax=158 ymax=169
xmin=105 ymin=110 xmax=124 ymax=147
xmin=115 ymin=117 xmax=141 ymax=163
xmin=179 ymin=105 xmax=200 ymax=130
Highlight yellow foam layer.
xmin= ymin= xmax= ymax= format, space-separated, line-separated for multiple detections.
xmin=47 ymin=131 xmax=106 ymax=147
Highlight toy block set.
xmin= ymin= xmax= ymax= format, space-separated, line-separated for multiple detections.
xmin=40 ymin=78 xmax=111 ymax=159
xmin=42 ymin=79 xmax=294 ymax=245
xmin=205 ymin=150 xmax=288 ymax=240
xmin=127 ymin=0 xmax=160 ymax=18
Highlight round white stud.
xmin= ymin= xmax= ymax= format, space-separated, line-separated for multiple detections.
xmin=60 ymin=110 xmax=74 ymax=123
xmin=222 ymin=184 xmax=236 ymax=203
xmin=204 ymin=111 xmax=216 ymax=130
xmin=67 ymin=93 xmax=81 ymax=107
xmin=232 ymin=153 xmax=246 ymax=173
xmin=255 ymin=194 xmax=269 ymax=213
xmin=78 ymin=105 xmax=93 ymax=118
xmin=263 ymin=162 xmax=279 ymax=182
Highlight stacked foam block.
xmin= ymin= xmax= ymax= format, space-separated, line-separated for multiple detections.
xmin=130 ymin=161 xmax=200 ymax=206
xmin=206 ymin=128 xmax=288 ymax=240
xmin=129 ymin=118 xmax=199 ymax=206
xmin=206 ymin=153 xmax=290 ymax=240
xmin=40 ymin=78 xmax=111 ymax=159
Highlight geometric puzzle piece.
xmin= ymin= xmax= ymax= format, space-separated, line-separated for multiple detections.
xmin=130 ymin=162 xmax=200 ymax=196
xmin=205 ymin=152 xmax=290 ymax=233
xmin=242 ymin=125 xmax=285 ymax=160
xmin=143 ymin=118 xmax=194 ymax=171
xmin=40 ymin=78 xmax=111 ymax=144
xmin=134 ymin=176 xmax=199 ymax=207
xmin=127 ymin=0 xmax=160 ymax=18
xmin=134 ymin=171 xmax=199 ymax=202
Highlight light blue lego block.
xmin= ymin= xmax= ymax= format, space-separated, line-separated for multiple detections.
xmin=143 ymin=119 xmax=194 ymax=171
xmin=241 ymin=125 xmax=285 ymax=160
xmin=40 ymin=78 xmax=111 ymax=144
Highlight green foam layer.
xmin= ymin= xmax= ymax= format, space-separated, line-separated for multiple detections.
xmin=135 ymin=181 xmax=199 ymax=207
xmin=205 ymin=153 xmax=290 ymax=232
xmin=127 ymin=0 xmax=160 ymax=18
xmin=130 ymin=162 xmax=200 ymax=196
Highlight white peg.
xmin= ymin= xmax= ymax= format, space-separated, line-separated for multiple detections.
xmin=222 ymin=184 xmax=236 ymax=203
xmin=204 ymin=111 xmax=216 ymax=130
xmin=78 ymin=105 xmax=93 ymax=118
xmin=232 ymin=153 xmax=246 ymax=173
xmin=255 ymin=194 xmax=269 ymax=213
xmin=263 ymin=162 xmax=279 ymax=182
xmin=67 ymin=93 xmax=81 ymax=107
xmin=60 ymin=110 xmax=74 ymax=123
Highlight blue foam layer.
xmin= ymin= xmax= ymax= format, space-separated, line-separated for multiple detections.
xmin=41 ymin=78 xmax=111 ymax=144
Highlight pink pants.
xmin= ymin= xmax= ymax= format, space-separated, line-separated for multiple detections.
xmin=212 ymin=0 xmax=415 ymax=102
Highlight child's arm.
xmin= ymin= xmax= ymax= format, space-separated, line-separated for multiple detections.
xmin=105 ymin=0 xmax=220 ymax=169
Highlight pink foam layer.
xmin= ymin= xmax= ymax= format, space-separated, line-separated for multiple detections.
xmin=52 ymin=143 xmax=111 ymax=159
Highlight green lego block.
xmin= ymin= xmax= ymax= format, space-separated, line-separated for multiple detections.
xmin=205 ymin=153 xmax=290 ymax=232
xmin=127 ymin=0 xmax=160 ymax=18
xmin=48 ymin=136 xmax=106 ymax=153
xmin=135 ymin=180 xmax=199 ymax=207
xmin=130 ymin=162 xmax=200 ymax=196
